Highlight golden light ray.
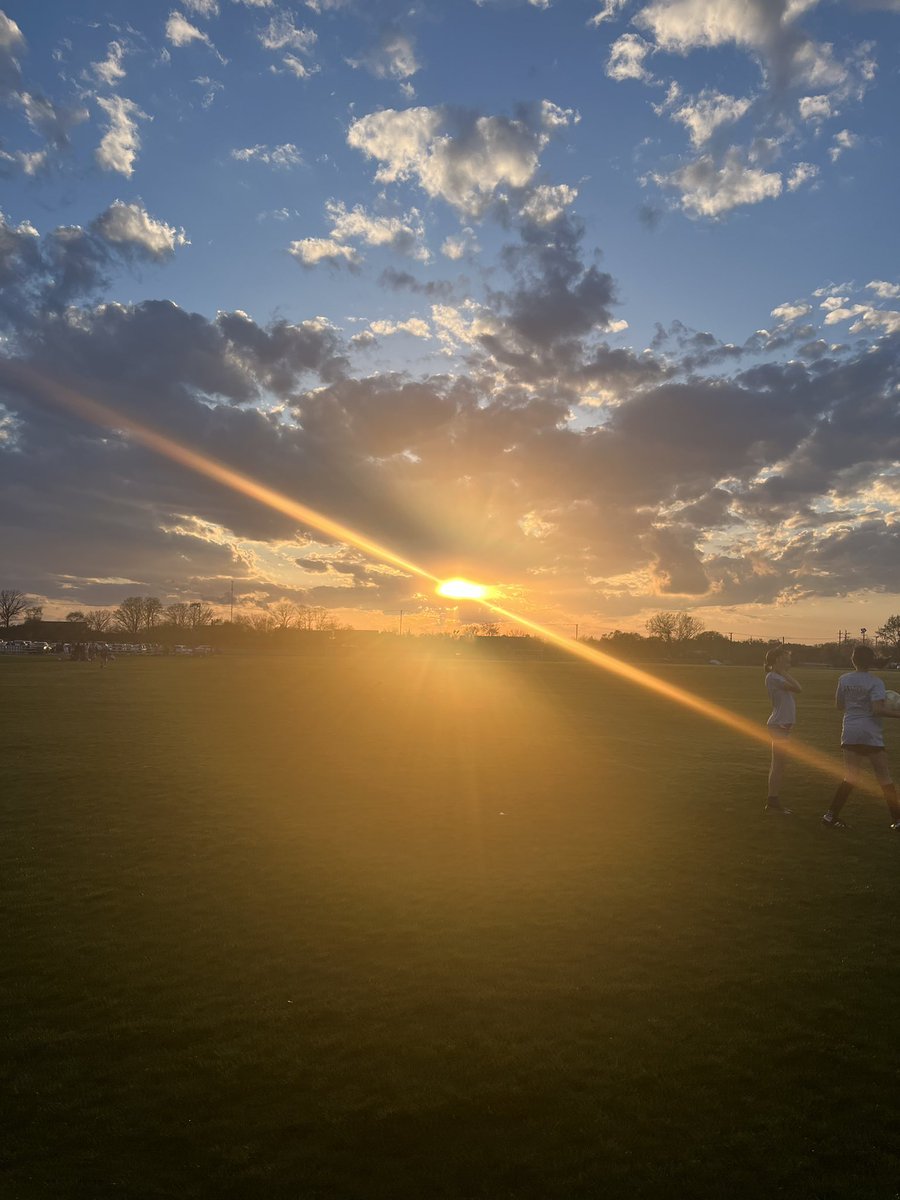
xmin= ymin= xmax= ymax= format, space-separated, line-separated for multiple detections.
xmin=483 ymin=600 xmax=882 ymax=797
xmin=7 ymin=360 xmax=876 ymax=799
xmin=4 ymin=361 xmax=439 ymax=587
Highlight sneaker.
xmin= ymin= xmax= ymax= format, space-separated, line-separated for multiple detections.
xmin=765 ymin=803 xmax=793 ymax=815
xmin=890 ymin=822 xmax=900 ymax=831
xmin=822 ymin=813 xmax=850 ymax=829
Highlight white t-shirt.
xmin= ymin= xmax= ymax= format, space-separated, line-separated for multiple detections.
xmin=766 ymin=671 xmax=796 ymax=727
xmin=836 ymin=670 xmax=886 ymax=747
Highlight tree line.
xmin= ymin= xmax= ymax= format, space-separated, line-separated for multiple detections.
xmin=0 ymin=589 xmax=344 ymax=636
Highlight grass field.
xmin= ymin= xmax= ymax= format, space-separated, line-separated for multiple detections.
xmin=4 ymin=650 xmax=900 ymax=1199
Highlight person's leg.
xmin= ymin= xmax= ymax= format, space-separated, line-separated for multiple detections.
xmin=869 ymin=751 xmax=900 ymax=822
xmin=766 ymin=737 xmax=791 ymax=812
xmin=823 ymin=750 xmax=860 ymax=826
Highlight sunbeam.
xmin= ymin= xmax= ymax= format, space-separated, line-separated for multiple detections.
xmin=5 ymin=359 xmax=873 ymax=795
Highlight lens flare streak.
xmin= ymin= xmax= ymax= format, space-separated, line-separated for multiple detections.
xmin=7 ymin=359 xmax=875 ymax=797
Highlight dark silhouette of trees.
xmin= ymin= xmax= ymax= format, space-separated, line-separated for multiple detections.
xmin=0 ymin=589 xmax=29 ymax=628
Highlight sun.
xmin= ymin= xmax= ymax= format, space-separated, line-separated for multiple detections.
xmin=436 ymin=578 xmax=490 ymax=601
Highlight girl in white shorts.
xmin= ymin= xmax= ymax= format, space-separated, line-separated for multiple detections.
xmin=764 ymin=646 xmax=802 ymax=814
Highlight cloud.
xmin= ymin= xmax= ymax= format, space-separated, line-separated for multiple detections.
xmin=258 ymin=11 xmax=316 ymax=51
xmin=166 ymin=11 xmax=216 ymax=49
xmin=829 ymin=128 xmax=859 ymax=160
xmin=655 ymin=147 xmax=782 ymax=217
xmin=0 ymin=201 xmax=189 ymax=318
xmin=91 ymin=40 xmax=127 ymax=86
xmin=786 ymin=161 xmax=818 ymax=190
xmin=520 ymin=184 xmax=579 ymax=224
xmin=369 ymin=318 xmax=431 ymax=338
xmin=92 ymin=201 xmax=190 ymax=259
xmin=288 ymin=238 xmax=361 ymax=268
xmin=670 ymin=90 xmax=753 ymax=147
xmin=347 ymin=101 xmax=578 ymax=216
xmin=441 ymin=227 xmax=479 ymax=260
xmin=231 ymin=142 xmax=303 ymax=168
xmin=183 ymin=0 xmax=220 ymax=14
xmin=606 ymin=34 xmax=654 ymax=82
xmin=350 ymin=27 xmax=420 ymax=80
xmin=95 ymin=95 xmax=148 ymax=177
xmin=325 ymin=200 xmax=429 ymax=260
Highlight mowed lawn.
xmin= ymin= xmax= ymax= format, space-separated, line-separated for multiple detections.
xmin=4 ymin=650 xmax=900 ymax=1200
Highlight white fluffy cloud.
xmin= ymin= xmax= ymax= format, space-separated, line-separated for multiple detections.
xmin=347 ymin=102 xmax=577 ymax=216
xmin=166 ymin=12 xmax=214 ymax=48
xmin=369 ymin=318 xmax=431 ymax=338
xmin=606 ymin=33 xmax=654 ymax=81
xmin=94 ymin=95 xmax=147 ymax=177
xmin=288 ymin=238 xmax=360 ymax=268
xmin=671 ymin=90 xmax=752 ymax=147
xmin=520 ymin=184 xmax=579 ymax=224
xmin=182 ymin=0 xmax=220 ymax=15
xmin=93 ymin=201 xmax=189 ymax=258
xmin=325 ymin=201 xmax=429 ymax=261
xmin=657 ymin=148 xmax=782 ymax=216
xmin=91 ymin=41 xmax=127 ymax=86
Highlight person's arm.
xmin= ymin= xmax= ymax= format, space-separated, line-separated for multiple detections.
xmin=872 ymin=700 xmax=900 ymax=718
xmin=779 ymin=671 xmax=802 ymax=693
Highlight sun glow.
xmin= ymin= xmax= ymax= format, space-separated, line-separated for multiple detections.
xmin=10 ymin=358 xmax=883 ymax=798
xmin=436 ymin=578 xmax=490 ymax=600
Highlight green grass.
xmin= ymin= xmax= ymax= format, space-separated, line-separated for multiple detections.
xmin=4 ymin=651 xmax=900 ymax=1199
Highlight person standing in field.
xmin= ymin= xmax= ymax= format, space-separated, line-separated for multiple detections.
xmin=822 ymin=643 xmax=900 ymax=830
xmin=764 ymin=647 xmax=802 ymax=815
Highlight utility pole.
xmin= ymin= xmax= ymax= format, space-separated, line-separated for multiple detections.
xmin=229 ymin=580 xmax=234 ymax=623
xmin=574 ymin=623 xmax=579 ymax=641
xmin=399 ymin=610 xmax=403 ymax=636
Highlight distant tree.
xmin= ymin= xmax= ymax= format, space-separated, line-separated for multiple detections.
xmin=0 ymin=589 xmax=29 ymax=628
xmin=143 ymin=597 xmax=164 ymax=630
xmin=645 ymin=612 xmax=678 ymax=649
xmin=646 ymin=611 xmax=704 ymax=653
xmin=271 ymin=601 xmax=299 ymax=630
xmin=22 ymin=606 xmax=44 ymax=624
xmin=672 ymin=612 xmax=705 ymax=644
xmin=66 ymin=611 xmax=87 ymax=623
xmin=85 ymin=609 xmax=114 ymax=632
xmin=477 ymin=621 xmax=500 ymax=637
xmin=165 ymin=602 xmax=191 ymax=628
xmin=876 ymin=615 xmax=900 ymax=653
xmin=113 ymin=597 xmax=148 ymax=635
xmin=188 ymin=602 xmax=215 ymax=630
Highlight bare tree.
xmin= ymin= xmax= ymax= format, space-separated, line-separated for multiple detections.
xmin=0 ymin=589 xmax=29 ymax=628
xmin=66 ymin=611 xmax=86 ymax=623
xmin=271 ymin=601 xmax=299 ymax=630
xmin=646 ymin=611 xmax=705 ymax=654
xmin=85 ymin=609 xmax=114 ymax=632
xmin=23 ymin=606 xmax=44 ymax=624
xmin=144 ymin=597 xmax=164 ymax=630
xmin=165 ymin=602 xmax=191 ymax=628
xmin=113 ymin=597 xmax=148 ymax=635
xmin=645 ymin=612 xmax=678 ymax=649
xmin=188 ymin=602 xmax=215 ymax=630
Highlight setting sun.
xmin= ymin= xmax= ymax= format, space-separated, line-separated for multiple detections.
xmin=436 ymin=578 xmax=490 ymax=601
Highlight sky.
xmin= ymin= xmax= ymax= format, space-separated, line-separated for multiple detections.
xmin=1 ymin=0 xmax=899 ymax=642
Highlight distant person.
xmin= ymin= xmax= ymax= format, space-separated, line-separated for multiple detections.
xmin=822 ymin=644 xmax=900 ymax=829
xmin=764 ymin=647 xmax=802 ymax=814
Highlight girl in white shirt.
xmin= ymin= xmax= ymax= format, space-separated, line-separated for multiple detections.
xmin=764 ymin=647 xmax=802 ymax=814
xmin=822 ymin=643 xmax=900 ymax=829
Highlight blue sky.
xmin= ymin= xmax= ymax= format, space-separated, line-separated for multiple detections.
xmin=2 ymin=0 xmax=899 ymax=640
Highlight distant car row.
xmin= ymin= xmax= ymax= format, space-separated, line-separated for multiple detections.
xmin=0 ymin=640 xmax=215 ymax=656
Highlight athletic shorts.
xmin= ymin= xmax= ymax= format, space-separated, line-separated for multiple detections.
xmin=768 ymin=724 xmax=793 ymax=740
xmin=841 ymin=743 xmax=886 ymax=757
